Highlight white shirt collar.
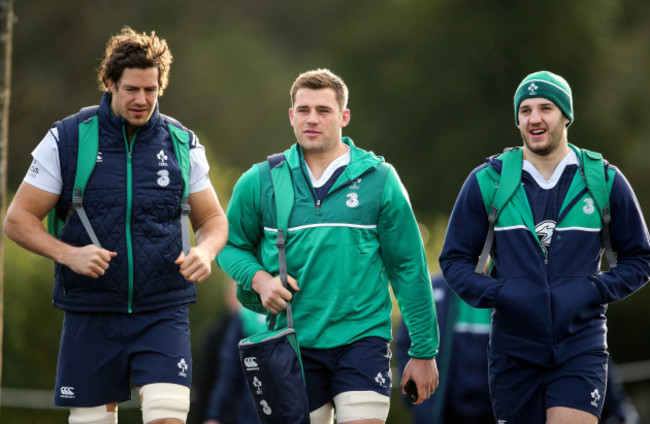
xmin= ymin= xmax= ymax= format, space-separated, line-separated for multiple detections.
xmin=306 ymin=147 xmax=351 ymax=188
xmin=522 ymin=149 xmax=579 ymax=190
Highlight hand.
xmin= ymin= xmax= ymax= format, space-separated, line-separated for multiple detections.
xmin=400 ymin=358 xmax=438 ymax=405
xmin=251 ymin=270 xmax=299 ymax=314
xmin=175 ymin=245 xmax=213 ymax=283
xmin=61 ymin=244 xmax=117 ymax=278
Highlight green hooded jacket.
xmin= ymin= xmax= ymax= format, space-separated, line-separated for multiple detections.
xmin=217 ymin=138 xmax=439 ymax=358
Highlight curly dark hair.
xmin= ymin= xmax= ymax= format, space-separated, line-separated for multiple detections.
xmin=97 ymin=26 xmax=173 ymax=95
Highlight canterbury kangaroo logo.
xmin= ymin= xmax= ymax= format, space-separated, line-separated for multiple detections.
xmin=244 ymin=357 xmax=259 ymax=368
xmin=60 ymin=387 xmax=75 ymax=397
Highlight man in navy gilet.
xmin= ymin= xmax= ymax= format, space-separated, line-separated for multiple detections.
xmin=4 ymin=27 xmax=228 ymax=424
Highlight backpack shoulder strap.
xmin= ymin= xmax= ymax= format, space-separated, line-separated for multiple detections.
xmin=71 ymin=113 xmax=102 ymax=247
xmin=54 ymin=105 xmax=101 ymax=200
xmin=163 ymin=114 xmax=192 ymax=254
xmin=74 ymin=114 xmax=100 ymax=199
xmin=265 ymin=152 xmax=295 ymax=330
xmin=47 ymin=106 xmax=101 ymax=246
xmin=579 ymin=147 xmax=617 ymax=268
xmin=268 ymin=153 xmax=294 ymax=232
xmin=580 ymin=148 xmax=609 ymax=218
xmin=475 ymin=147 xmax=522 ymax=274
xmin=163 ymin=115 xmax=191 ymax=198
xmin=491 ymin=148 xmax=523 ymax=213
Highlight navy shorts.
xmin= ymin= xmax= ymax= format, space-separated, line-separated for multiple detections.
xmin=300 ymin=336 xmax=392 ymax=411
xmin=489 ymin=349 xmax=608 ymax=424
xmin=55 ymin=305 xmax=192 ymax=407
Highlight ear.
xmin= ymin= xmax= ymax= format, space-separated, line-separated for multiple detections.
xmin=106 ymin=78 xmax=117 ymax=93
xmin=341 ymin=109 xmax=351 ymax=127
xmin=288 ymin=108 xmax=294 ymax=125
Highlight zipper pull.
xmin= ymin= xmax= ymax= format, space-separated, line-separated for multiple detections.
xmin=316 ymin=199 xmax=321 ymax=209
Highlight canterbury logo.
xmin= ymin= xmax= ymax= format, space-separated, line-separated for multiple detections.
xmin=60 ymin=387 xmax=75 ymax=396
xmin=244 ymin=357 xmax=259 ymax=368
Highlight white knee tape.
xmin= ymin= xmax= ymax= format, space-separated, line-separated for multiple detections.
xmin=139 ymin=383 xmax=190 ymax=423
xmin=309 ymin=401 xmax=334 ymax=424
xmin=333 ymin=390 xmax=390 ymax=423
xmin=69 ymin=404 xmax=118 ymax=424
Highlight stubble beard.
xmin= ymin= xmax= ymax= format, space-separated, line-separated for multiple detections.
xmin=521 ymin=126 xmax=566 ymax=157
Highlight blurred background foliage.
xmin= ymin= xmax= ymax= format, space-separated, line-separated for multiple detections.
xmin=2 ymin=0 xmax=649 ymax=422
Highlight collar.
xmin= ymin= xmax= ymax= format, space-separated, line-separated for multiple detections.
xmin=522 ymin=148 xmax=578 ymax=190
xmin=99 ymin=92 xmax=161 ymax=135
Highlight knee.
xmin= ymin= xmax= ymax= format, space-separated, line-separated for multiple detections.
xmin=69 ymin=403 xmax=118 ymax=424
xmin=139 ymin=383 xmax=190 ymax=424
xmin=333 ymin=391 xmax=389 ymax=423
xmin=309 ymin=401 xmax=334 ymax=424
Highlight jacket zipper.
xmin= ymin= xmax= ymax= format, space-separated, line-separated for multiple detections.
xmin=298 ymin=148 xmax=377 ymax=210
xmin=124 ymin=126 xmax=137 ymax=313
xmin=298 ymin=162 xmax=322 ymax=209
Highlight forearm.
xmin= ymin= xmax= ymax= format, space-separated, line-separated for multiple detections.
xmin=589 ymin=254 xmax=650 ymax=303
xmin=440 ymin=253 xmax=503 ymax=308
xmin=4 ymin=206 xmax=73 ymax=264
xmin=194 ymin=213 xmax=229 ymax=262
xmin=216 ymin=245 xmax=265 ymax=289
xmin=251 ymin=269 xmax=273 ymax=292
xmin=387 ymin=245 xmax=438 ymax=357
xmin=439 ymin=171 xmax=504 ymax=307
xmin=438 ymin=186 xmax=504 ymax=307
xmin=590 ymin=171 xmax=650 ymax=303
xmin=215 ymin=165 xmax=266 ymax=287
xmin=400 ymin=297 xmax=439 ymax=359
xmin=390 ymin=258 xmax=438 ymax=358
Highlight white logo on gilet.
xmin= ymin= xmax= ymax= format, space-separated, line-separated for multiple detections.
xmin=157 ymin=149 xmax=168 ymax=167
xmin=260 ymin=400 xmax=272 ymax=415
xmin=157 ymin=170 xmax=170 ymax=187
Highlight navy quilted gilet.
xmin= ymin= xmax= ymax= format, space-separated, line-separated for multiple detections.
xmin=51 ymin=92 xmax=197 ymax=313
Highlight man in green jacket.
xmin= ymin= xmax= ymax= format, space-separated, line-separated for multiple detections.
xmin=217 ymin=68 xmax=439 ymax=424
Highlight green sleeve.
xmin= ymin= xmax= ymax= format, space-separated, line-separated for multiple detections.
xmin=377 ymin=165 xmax=439 ymax=358
xmin=216 ymin=165 xmax=267 ymax=312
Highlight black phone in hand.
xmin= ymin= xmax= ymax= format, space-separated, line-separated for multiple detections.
xmin=404 ymin=379 xmax=418 ymax=402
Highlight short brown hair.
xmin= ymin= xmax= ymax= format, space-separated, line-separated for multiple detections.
xmin=290 ymin=68 xmax=349 ymax=111
xmin=97 ymin=26 xmax=173 ymax=95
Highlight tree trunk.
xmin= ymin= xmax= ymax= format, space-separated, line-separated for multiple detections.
xmin=0 ymin=0 xmax=14 ymax=393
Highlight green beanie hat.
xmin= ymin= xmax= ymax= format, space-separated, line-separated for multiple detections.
xmin=514 ymin=70 xmax=573 ymax=127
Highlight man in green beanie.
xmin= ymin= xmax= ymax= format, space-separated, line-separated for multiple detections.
xmin=439 ymin=70 xmax=650 ymax=424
